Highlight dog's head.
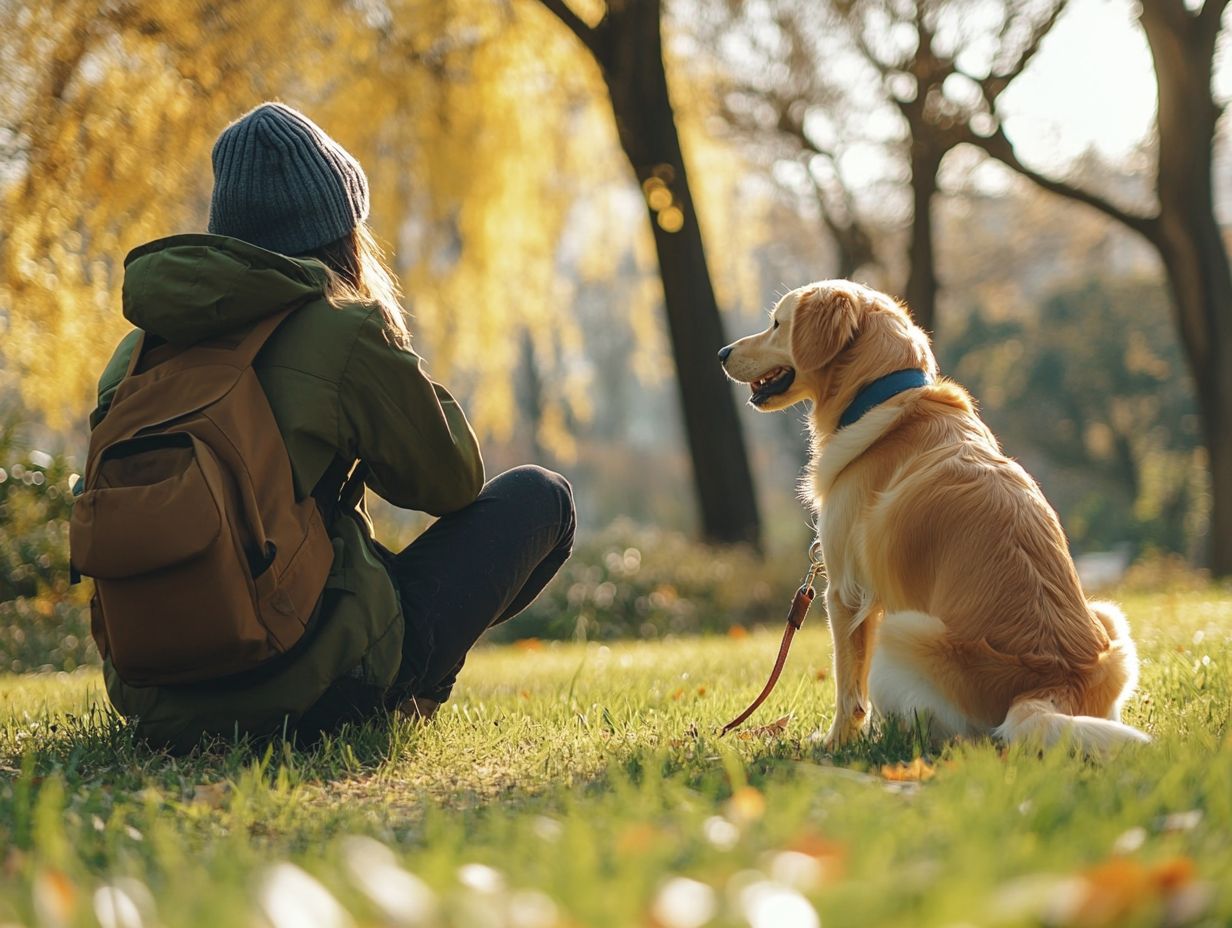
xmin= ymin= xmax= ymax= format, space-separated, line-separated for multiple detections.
xmin=719 ymin=280 xmax=935 ymax=418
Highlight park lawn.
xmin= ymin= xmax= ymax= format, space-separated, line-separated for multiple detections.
xmin=1 ymin=589 xmax=1230 ymax=928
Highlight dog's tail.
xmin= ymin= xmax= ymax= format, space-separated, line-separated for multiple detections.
xmin=993 ymin=695 xmax=1150 ymax=753
xmin=1087 ymin=599 xmax=1141 ymax=710
xmin=993 ymin=601 xmax=1148 ymax=754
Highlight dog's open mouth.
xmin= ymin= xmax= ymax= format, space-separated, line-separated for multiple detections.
xmin=749 ymin=366 xmax=795 ymax=406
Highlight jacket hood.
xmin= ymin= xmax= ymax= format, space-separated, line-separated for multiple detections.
xmin=122 ymin=234 xmax=329 ymax=346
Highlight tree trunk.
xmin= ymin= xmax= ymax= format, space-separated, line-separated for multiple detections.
xmin=1142 ymin=0 xmax=1232 ymax=574
xmin=1155 ymin=219 xmax=1232 ymax=574
xmin=584 ymin=0 xmax=763 ymax=547
xmin=904 ymin=141 xmax=941 ymax=332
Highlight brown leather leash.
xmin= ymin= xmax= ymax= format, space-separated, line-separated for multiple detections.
xmin=719 ymin=544 xmax=825 ymax=737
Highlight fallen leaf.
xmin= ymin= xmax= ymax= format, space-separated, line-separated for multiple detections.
xmin=726 ymin=786 xmax=766 ymax=824
xmin=1050 ymin=856 xmax=1202 ymax=927
xmin=727 ymin=625 xmax=749 ymax=639
xmin=33 ymin=869 xmax=77 ymax=927
xmin=1149 ymin=856 xmax=1196 ymax=892
xmin=735 ymin=715 xmax=792 ymax=740
xmin=191 ymin=782 xmax=230 ymax=810
xmin=615 ymin=823 xmax=660 ymax=855
xmin=516 ymin=638 xmax=543 ymax=651
xmin=1063 ymin=858 xmax=1155 ymax=926
xmin=814 ymin=668 xmax=829 ymax=681
xmin=879 ymin=758 xmax=937 ymax=782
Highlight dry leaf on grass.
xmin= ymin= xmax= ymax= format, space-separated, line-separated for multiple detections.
xmin=1046 ymin=856 xmax=1209 ymax=927
xmin=191 ymin=782 xmax=230 ymax=809
xmin=879 ymin=758 xmax=937 ymax=782
xmin=735 ymin=715 xmax=793 ymax=740
xmin=726 ymin=786 xmax=766 ymax=824
xmin=668 ymin=722 xmax=701 ymax=749
xmin=33 ymin=869 xmax=77 ymax=926
xmin=615 ymin=823 xmax=662 ymax=855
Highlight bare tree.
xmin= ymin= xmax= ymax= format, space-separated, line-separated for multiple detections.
xmin=534 ymin=0 xmax=762 ymax=548
xmin=711 ymin=6 xmax=881 ymax=280
xmin=700 ymin=0 xmax=1065 ymax=331
xmin=829 ymin=0 xmax=1067 ymax=331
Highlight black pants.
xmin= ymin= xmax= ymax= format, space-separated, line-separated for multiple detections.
xmin=385 ymin=465 xmax=575 ymax=704
xmin=296 ymin=466 xmax=574 ymax=736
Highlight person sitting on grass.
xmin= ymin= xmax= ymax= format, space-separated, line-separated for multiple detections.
xmin=82 ymin=102 xmax=575 ymax=751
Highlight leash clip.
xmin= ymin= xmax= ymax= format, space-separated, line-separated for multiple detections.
xmin=803 ymin=538 xmax=825 ymax=595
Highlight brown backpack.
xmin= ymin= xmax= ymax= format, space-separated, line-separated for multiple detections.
xmin=70 ymin=307 xmax=335 ymax=686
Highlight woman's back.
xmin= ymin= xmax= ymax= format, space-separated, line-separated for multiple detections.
xmin=97 ymin=234 xmax=483 ymax=511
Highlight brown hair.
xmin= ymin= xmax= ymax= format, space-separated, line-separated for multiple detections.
xmin=298 ymin=224 xmax=410 ymax=346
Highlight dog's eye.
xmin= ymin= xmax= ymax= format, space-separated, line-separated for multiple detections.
xmin=772 ymin=320 xmax=780 ymax=330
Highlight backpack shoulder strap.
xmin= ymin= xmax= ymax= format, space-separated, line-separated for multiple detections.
xmin=117 ymin=303 xmax=300 ymax=384
xmin=226 ymin=304 xmax=300 ymax=369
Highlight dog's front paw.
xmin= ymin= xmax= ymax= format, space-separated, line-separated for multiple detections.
xmin=812 ymin=716 xmax=866 ymax=751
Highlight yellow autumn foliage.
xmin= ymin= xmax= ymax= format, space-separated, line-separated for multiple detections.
xmin=1 ymin=0 xmax=773 ymax=456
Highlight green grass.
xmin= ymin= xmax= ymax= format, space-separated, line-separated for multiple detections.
xmin=1 ymin=588 xmax=1230 ymax=928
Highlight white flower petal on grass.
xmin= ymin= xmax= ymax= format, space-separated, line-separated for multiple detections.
xmin=738 ymin=881 xmax=820 ymax=928
xmin=340 ymin=836 xmax=438 ymax=927
xmin=650 ymin=877 xmax=717 ymax=928
xmin=768 ymin=852 xmax=825 ymax=892
xmin=458 ymin=863 xmax=506 ymax=895
xmin=1159 ymin=810 xmax=1203 ymax=833
xmin=988 ymin=874 xmax=1086 ymax=923
xmin=93 ymin=879 xmax=154 ymax=928
xmin=702 ymin=816 xmax=740 ymax=851
xmin=1112 ymin=826 xmax=1147 ymax=855
xmin=259 ymin=863 xmax=353 ymax=928
xmin=531 ymin=816 xmax=564 ymax=843
xmin=508 ymin=889 xmax=560 ymax=928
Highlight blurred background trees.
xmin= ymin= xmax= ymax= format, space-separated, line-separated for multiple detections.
xmin=2 ymin=0 xmax=1230 ymax=664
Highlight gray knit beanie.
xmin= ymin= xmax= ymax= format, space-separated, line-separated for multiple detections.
xmin=207 ymin=102 xmax=369 ymax=256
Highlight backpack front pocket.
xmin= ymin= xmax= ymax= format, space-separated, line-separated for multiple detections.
xmin=71 ymin=432 xmax=279 ymax=685
xmin=71 ymin=434 xmax=223 ymax=579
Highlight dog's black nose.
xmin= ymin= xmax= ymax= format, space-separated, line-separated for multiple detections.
xmin=718 ymin=345 xmax=733 ymax=363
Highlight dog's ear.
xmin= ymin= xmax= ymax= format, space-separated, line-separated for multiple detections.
xmin=790 ymin=287 xmax=860 ymax=371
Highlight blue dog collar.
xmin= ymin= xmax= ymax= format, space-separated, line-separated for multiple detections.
xmin=838 ymin=369 xmax=933 ymax=429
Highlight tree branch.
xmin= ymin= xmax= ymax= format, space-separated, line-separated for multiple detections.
xmin=832 ymin=1 xmax=897 ymax=76
xmin=534 ymin=0 xmax=599 ymax=53
xmin=1199 ymin=0 xmax=1230 ymax=38
xmin=973 ymin=126 xmax=1160 ymax=243
xmin=984 ymin=0 xmax=1069 ymax=103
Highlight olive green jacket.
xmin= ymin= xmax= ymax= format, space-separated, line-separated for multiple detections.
xmin=89 ymin=234 xmax=484 ymax=750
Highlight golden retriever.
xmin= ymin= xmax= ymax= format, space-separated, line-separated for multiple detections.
xmin=720 ymin=281 xmax=1147 ymax=752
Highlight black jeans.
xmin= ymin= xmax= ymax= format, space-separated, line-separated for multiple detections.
xmin=295 ymin=466 xmax=574 ymax=736
xmin=385 ymin=465 xmax=575 ymax=704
